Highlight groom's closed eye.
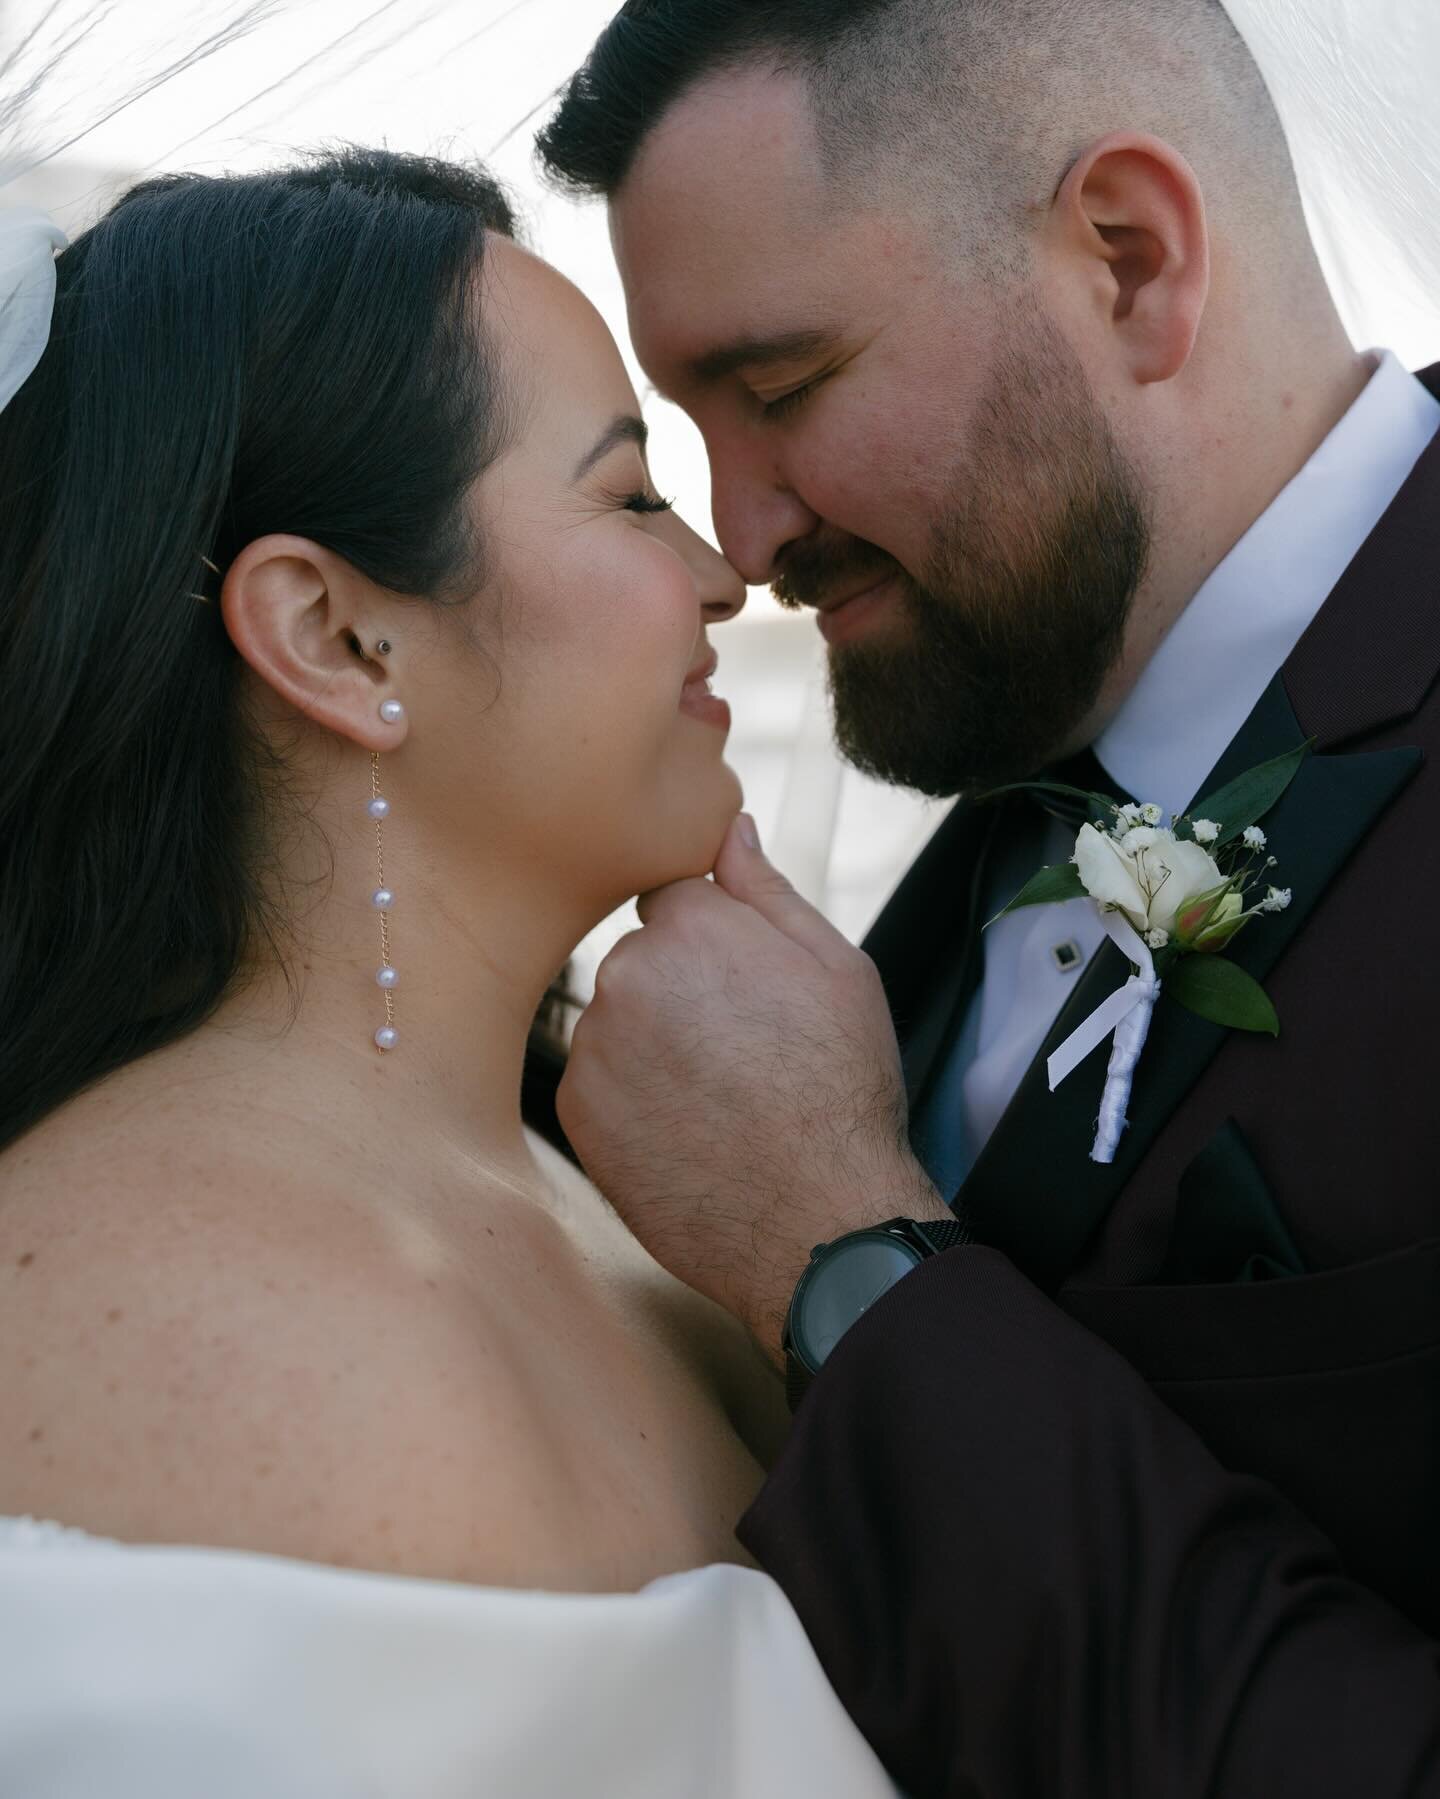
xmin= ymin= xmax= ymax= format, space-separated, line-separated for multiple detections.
xmin=685 ymin=326 xmax=844 ymax=390
xmin=760 ymin=376 xmax=829 ymax=421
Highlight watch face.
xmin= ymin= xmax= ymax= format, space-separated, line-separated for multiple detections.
xmin=793 ymin=1234 xmax=926 ymax=1369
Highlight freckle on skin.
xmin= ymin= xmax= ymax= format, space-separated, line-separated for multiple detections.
xmin=256 ymin=1462 xmax=274 ymax=1479
xmin=16 ymin=1252 xmax=35 ymax=1269
xmin=106 ymin=1307 xmax=123 ymax=1324
xmin=28 ymin=1426 xmax=43 ymax=1442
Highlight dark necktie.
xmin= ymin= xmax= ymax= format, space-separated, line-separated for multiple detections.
xmin=1029 ymin=743 xmax=1127 ymax=829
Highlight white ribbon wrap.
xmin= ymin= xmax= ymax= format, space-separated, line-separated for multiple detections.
xmin=0 ymin=207 xmax=68 ymax=416
xmin=1047 ymin=911 xmax=1161 ymax=1166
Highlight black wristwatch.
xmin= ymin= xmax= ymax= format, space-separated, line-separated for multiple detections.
xmin=782 ymin=1215 xmax=971 ymax=1409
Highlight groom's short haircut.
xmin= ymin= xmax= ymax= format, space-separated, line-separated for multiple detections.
xmin=538 ymin=0 xmax=1304 ymax=271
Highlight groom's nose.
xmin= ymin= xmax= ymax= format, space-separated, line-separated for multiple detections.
xmin=706 ymin=435 xmax=823 ymax=586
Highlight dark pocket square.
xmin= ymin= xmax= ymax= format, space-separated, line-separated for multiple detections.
xmin=1159 ymin=1119 xmax=1305 ymax=1285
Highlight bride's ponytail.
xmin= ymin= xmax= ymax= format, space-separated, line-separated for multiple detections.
xmin=0 ymin=150 xmax=524 ymax=1152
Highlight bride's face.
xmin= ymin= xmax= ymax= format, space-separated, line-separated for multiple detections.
xmin=427 ymin=239 xmax=746 ymax=911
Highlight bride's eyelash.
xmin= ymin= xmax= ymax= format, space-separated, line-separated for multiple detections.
xmin=623 ymin=490 xmax=674 ymax=514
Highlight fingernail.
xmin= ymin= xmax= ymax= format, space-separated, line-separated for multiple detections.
xmin=737 ymin=812 xmax=760 ymax=850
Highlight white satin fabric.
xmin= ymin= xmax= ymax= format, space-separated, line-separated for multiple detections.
xmin=0 ymin=1516 xmax=900 ymax=1799
xmin=0 ymin=206 xmax=66 ymax=414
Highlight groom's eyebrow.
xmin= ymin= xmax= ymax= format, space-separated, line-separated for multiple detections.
xmin=687 ymin=328 xmax=840 ymax=385
xmin=573 ymin=414 xmax=649 ymax=481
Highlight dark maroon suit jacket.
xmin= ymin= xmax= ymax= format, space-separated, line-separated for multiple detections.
xmin=737 ymin=364 xmax=1440 ymax=1796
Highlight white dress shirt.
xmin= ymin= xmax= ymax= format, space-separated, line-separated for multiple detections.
xmin=912 ymin=351 xmax=1440 ymax=1193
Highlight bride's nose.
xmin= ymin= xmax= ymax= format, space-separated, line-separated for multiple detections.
xmin=693 ymin=535 xmax=747 ymax=626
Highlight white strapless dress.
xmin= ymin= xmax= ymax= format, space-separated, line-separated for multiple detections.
xmin=0 ymin=1515 xmax=900 ymax=1798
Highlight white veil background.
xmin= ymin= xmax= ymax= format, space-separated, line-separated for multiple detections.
xmin=3 ymin=0 xmax=1437 ymax=990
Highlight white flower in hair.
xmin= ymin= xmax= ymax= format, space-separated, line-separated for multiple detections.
xmin=0 ymin=207 xmax=69 ymax=415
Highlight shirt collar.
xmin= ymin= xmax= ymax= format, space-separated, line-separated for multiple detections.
xmin=1094 ymin=349 xmax=1440 ymax=812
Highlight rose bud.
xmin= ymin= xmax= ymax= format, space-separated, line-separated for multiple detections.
xmin=1176 ymin=887 xmax=1245 ymax=952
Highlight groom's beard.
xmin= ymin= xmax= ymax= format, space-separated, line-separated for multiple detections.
xmin=773 ymin=320 xmax=1151 ymax=798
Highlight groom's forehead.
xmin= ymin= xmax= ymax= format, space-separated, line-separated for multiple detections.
xmin=611 ymin=210 xmax=855 ymax=387
xmin=608 ymin=78 xmax=885 ymax=370
xmin=612 ymin=68 xmax=828 ymax=257
xmin=611 ymin=187 xmax=923 ymax=392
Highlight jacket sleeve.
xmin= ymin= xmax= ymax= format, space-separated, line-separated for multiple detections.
xmin=736 ymin=1246 xmax=1440 ymax=1798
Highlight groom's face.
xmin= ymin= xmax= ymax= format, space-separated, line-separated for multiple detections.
xmin=610 ymin=69 xmax=1150 ymax=794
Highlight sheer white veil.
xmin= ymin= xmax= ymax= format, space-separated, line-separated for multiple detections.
xmin=1 ymin=0 xmax=1436 ymax=923
xmin=1222 ymin=0 xmax=1440 ymax=369
xmin=4 ymin=0 xmax=1432 ymax=333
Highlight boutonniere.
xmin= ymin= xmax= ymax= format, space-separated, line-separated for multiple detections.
xmin=984 ymin=741 xmax=1312 ymax=1165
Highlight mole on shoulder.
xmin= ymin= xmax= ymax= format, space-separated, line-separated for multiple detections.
xmin=15 ymin=1251 xmax=35 ymax=1269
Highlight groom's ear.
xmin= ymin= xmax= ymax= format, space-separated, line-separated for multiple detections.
xmin=1042 ymin=131 xmax=1210 ymax=387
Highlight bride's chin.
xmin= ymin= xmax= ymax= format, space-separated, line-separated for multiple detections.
xmin=635 ymin=775 xmax=744 ymax=891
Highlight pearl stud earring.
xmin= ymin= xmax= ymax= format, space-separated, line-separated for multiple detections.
xmin=379 ymin=699 xmax=405 ymax=725
xmin=369 ymin=750 xmax=399 ymax=1052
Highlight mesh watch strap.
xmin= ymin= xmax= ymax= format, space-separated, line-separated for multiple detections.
xmin=909 ymin=1217 xmax=972 ymax=1255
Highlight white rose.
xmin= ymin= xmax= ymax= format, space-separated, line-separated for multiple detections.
xmin=1073 ymin=823 xmax=1227 ymax=936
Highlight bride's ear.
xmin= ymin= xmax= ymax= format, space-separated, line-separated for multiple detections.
xmin=220 ymin=535 xmax=408 ymax=750
xmin=1044 ymin=131 xmax=1210 ymax=386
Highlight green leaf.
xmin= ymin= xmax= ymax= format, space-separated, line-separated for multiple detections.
xmin=987 ymin=861 xmax=1087 ymax=925
xmin=971 ymin=779 xmax=1117 ymax=826
xmin=1190 ymin=741 xmax=1313 ymax=847
xmin=1166 ymin=955 xmax=1280 ymax=1035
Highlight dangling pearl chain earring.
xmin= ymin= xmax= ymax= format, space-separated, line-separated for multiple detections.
xmin=369 ymin=657 xmax=404 ymax=1053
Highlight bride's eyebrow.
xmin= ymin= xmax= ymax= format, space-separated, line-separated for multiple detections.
xmin=687 ymin=327 xmax=840 ymax=386
xmin=573 ymin=414 xmax=649 ymax=481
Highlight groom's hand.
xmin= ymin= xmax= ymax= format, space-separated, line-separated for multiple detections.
xmin=557 ymin=813 xmax=951 ymax=1363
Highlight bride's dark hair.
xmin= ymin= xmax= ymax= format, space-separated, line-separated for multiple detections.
xmin=0 ymin=147 xmax=572 ymax=1155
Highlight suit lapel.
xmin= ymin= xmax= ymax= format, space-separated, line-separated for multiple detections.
xmin=958 ymin=674 xmax=1420 ymax=1289
xmin=953 ymin=369 xmax=1440 ymax=1290
xmin=863 ymin=796 xmax=1012 ymax=1109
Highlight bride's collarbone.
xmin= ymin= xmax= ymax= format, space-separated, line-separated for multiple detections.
xmin=0 ymin=1099 xmax=779 ymax=1588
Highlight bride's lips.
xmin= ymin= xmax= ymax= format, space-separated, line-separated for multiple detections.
xmin=816 ymin=572 xmax=900 ymax=646
xmin=679 ymin=647 xmax=731 ymax=732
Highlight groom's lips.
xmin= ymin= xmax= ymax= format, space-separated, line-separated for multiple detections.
xmin=815 ymin=572 xmax=900 ymax=646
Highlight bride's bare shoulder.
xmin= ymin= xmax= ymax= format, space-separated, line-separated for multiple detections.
xmin=0 ymin=1079 xmax=582 ymax=1585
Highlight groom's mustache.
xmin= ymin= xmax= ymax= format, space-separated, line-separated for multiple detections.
xmin=770 ymin=536 xmax=907 ymax=614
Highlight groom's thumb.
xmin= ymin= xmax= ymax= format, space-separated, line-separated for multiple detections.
xmin=713 ymin=814 xmax=851 ymax=967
